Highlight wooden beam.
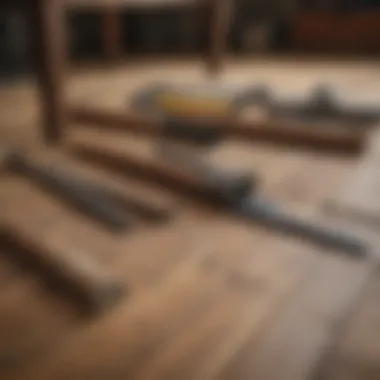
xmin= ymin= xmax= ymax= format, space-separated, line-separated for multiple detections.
xmin=28 ymin=0 xmax=66 ymax=143
xmin=101 ymin=7 xmax=122 ymax=62
xmin=207 ymin=0 xmax=231 ymax=75
xmin=68 ymin=105 xmax=367 ymax=155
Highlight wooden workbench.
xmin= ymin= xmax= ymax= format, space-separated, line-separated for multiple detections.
xmin=1 ymin=59 xmax=380 ymax=380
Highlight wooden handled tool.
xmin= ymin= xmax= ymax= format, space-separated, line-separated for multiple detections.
xmin=71 ymin=143 xmax=367 ymax=256
xmin=68 ymin=106 xmax=366 ymax=155
xmin=72 ymin=142 xmax=255 ymax=205
xmin=101 ymin=189 xmax=173 ymax=223
xmin=0 ymin=147 xmax=132 ymax=232
xmin=0 ymin=224 xmax=125 ymax=314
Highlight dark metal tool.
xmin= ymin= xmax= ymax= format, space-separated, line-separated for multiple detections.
xmin=73 ymin=143 xmax=368 ymax=257
xmin=0 ymin=149 xmax=132 ymax=232
xmin=157 ymin=144 xmax=255 ymax=204
xmin=270 ymin=85 xmax=380 ymax=125
xmin=235 ymin=199 xmax=365 ymax=256
xmin=160 ymin=116 xmax=225 ymax=146
xmin=91 ymin=185 xmax=172 ymax=223
xmin=160 ymin=146 xmax=366 ymax=256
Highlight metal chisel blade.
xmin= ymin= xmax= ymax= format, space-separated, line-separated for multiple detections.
xmin=234 ymin=198 xmax=368 ymax=257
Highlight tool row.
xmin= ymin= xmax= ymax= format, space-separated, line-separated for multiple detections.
xmin=131 ymin=82 xmax=380 ymax=126
xmin=0 ymin=147 xmax=175 ymax=315
xmin=0 ymin=122 xmax=370 ymax=315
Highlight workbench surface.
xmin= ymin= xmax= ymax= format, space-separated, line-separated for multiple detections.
xmin=1 ymin=58 xmax=380 ymax=380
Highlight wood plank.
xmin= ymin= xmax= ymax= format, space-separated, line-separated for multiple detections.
xmin=129 ymin=240 xmax=318 ymax=380
xmin=0 ymin=247 xmax=80 ymax=378
xmin=27 ymin=0 xmax=67 ymax=143
xmin=281 ymin=153 xmax=355 ymax=210
xmin=1 ymin=58 xmax=378 ymax=380
xmin=5 ymin=215 xmax=321 ymax=380
xmin=0 ymin=275 xmax=79 ymax=377
xmin=326 ymin=129 xmax=380 ymax=229
xmin=217 ymin=254 xmax=373 ymax=380
xmin=0 ymin=177 xmax=194 ymax=293
xmin=319 ymin=273 xmax=380 ymax=380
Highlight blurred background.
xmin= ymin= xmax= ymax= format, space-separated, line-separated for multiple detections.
xmin=1 ymin=1 xmax=380 ymax=380
xmin=1 ymin=0 xmax=380 ymax=80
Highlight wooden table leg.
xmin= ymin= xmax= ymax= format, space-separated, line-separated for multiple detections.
xmin=28 ymin=0 xmax=66 ymax=143
xmin=207 ymin=0 xmax=231 ymax=75
xmin=101 ymin=8 xmax=122 ymax=62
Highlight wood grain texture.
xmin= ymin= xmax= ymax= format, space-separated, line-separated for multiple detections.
xmin=318 ymin=271 xmax=380 ymax=380
xmin=217 ymin=255 xmax=373 ymax=380
xmin=1 ymin=59 xmax=380 ymax=380
xmin=327 ymin=128 xmax=380 ymax=228
xmin=0 ymin=223 xmax=125 ymax=314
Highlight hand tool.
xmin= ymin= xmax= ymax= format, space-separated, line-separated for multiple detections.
xmin=270 ymin=85 xmax=380 ymax=125
xmin=156 ymin=143 xmax=255 ymax=203
xmin=0 ymin=224 xmax=125 ymax=314
xmin=130 ymin=82 xmax=379 ymax=126
xmin=0 ymin=148 xmax=132 ymax=232
xmin=75 ymin=175 xmax=173 ymax=223
xmin=159 ymin=145 xmax=366 ymax=255
xmin=69 ymin=105 xmax=365 ymax=155
xmin=72 ymin=143 xmax=255 ymax=206
xmin=72 ymin=143 xmax=368 ymax=257
xmin=131 ymin=83 xmax=271 ymax=120
xmin=131 ymin=83 xmax=231 ymax=118
xmin=101 ymin=190 xmax=172 ymax=223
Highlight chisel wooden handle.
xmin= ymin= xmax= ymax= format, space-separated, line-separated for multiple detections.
xmin=0 ymin=225 xmax=125 ymax=314
xmin=68 ymin=106 xmax=365 ymax=155
xmin=72 ymin=143 xmax=254 ymax=205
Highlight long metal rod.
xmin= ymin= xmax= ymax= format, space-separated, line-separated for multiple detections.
xmin=236 ymin=199 xmax=367 ymax=257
